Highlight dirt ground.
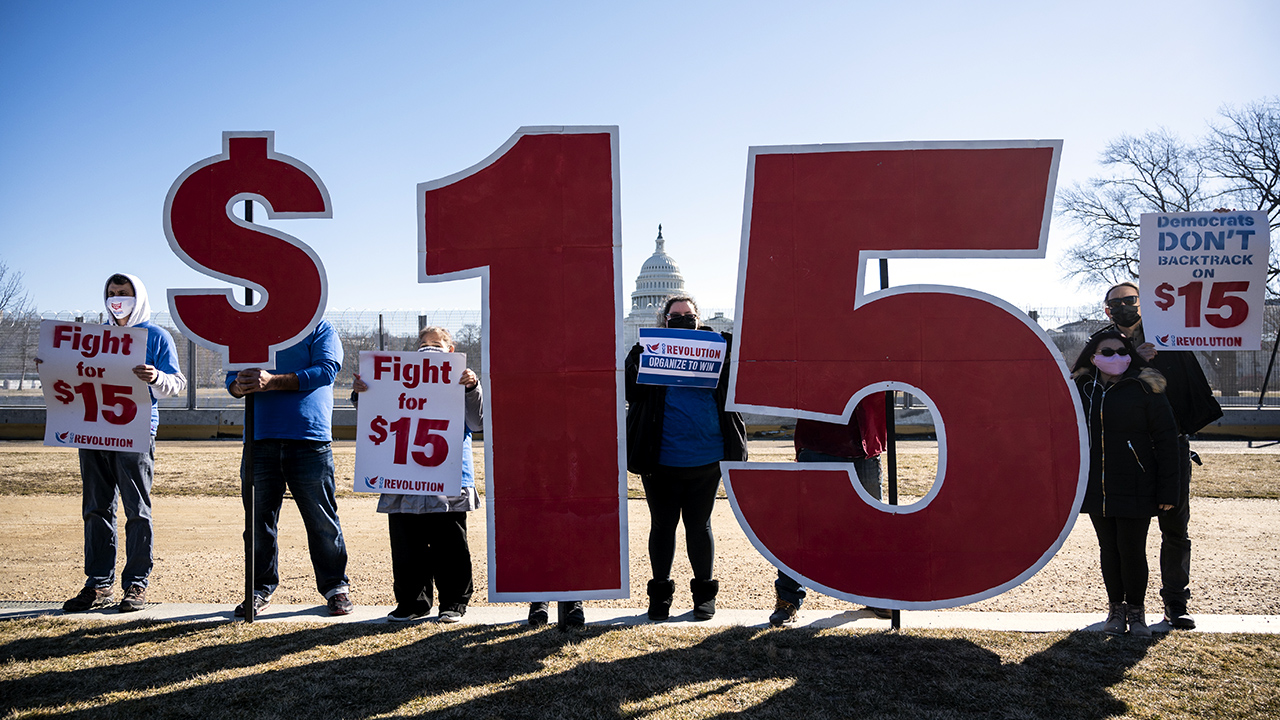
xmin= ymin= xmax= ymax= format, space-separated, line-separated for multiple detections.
xmin=1 ymin=439 xmax=1276 ymax=617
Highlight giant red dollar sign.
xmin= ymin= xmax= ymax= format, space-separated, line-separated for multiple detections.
xmin=165 ymin=132 xmax=332 ymax=369
xmin=419 ymin=127 xmax=626 ymax=600
xmin=726 ymin=141 xmax=1087 ymax=608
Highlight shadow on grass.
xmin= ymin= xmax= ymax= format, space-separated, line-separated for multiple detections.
xmin=0 ymin=620 xmax=1165 ymax=719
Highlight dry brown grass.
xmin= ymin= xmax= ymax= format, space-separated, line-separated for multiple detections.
xmin=1 ymin=618 xmax=1277 ymax=719
xmin=4 ymin=438 xmax=1274 ymax=499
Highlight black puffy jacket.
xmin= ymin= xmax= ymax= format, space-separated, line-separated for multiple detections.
xmin=1074 ymin=367 xmax=1180 ymax=517
xmin=624 ymin=330 xmax=747 ymax=475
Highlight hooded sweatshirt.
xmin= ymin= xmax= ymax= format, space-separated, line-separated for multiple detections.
xmin=103 ymin=273 xmax=187 ymax=435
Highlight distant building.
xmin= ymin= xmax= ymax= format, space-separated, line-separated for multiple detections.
xmin=622 ymin=226 xmax=733 ymax=349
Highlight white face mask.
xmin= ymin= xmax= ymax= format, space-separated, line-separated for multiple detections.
xmin=106 ymin=296 xmax=135 ymax=320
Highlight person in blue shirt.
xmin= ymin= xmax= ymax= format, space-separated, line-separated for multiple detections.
xmin=625 ymin=296 xmax=747 ymax=621
xmin=62 ymin=273 xmax=186 ymax=614
xmin=226 ymin=319 xmax=352 ymax=616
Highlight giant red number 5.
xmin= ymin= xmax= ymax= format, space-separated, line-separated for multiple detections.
xmin=725 ymin=141 xmax=1087 ymax=608
xmin=418 ymin=127 xmax=627 ymax=600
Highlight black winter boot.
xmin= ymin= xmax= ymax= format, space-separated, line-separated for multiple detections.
xmin=647 ymin=579 xmax=676 ymax=621
xmin=691 ymin=578 xmax=719 ymax=621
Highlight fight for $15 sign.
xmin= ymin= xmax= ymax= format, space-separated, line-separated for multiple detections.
xmin=636 ymin=328 xmax=726 ymax=388
xmin=1140 ymin=211 xmax=1270 ymax=351
xmin=38 ymin=320 xmax=153 ymax=451
xmin=354 ymin=350 xmax=466 ymax=496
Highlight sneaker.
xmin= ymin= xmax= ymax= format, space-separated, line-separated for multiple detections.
xmin=558 ymin=601 xmax=585 ymax=629
xmin=328 ymin=593 xmax=354 ymax=616
xmin=1102 ymin=602 xmax=1127 ymax=636
xmin=868 ymin=607 xmax=893 ymax=620
xmin=63 ymin=586 xmax=113 ymax=613
xmin=438 ymin=608 xmax=465 ymax=623
xmin=769 ymin=599 xmax=798 ymax=627
xmin=234 ymin=595 xmax=270 ymax=618
xmin=118 ymin=584 xmax=147 ymax=613
xmin=528 ymin=602 xmax=549 ymax=627
xmin=388 ymin=604 xmax=430 ymax=622
xmin=1126 ymin=605 xmax=1152 ymax=638
xmin=1163 ymin=603 xmax=1196 ymax=630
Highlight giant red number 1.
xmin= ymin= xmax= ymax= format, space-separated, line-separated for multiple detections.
xmin=724 ymin=141 xmax=1086 ymax=608
xmin=419 ymin=127 xmax=627 ymax=600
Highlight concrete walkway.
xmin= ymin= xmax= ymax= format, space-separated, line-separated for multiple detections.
xmin=3 ymin=602 xmax=1277 ymax=634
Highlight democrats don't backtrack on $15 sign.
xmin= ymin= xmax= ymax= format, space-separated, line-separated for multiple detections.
xmin=1139 ymin=210 xmax=1270 ymax=351
xmin=38 ymin=320 xmax=153 ymax=452
xmin=354 ymin=350 xmax=466 ymax=496
xmin=636 ymin=328 xmax=726 ymax=388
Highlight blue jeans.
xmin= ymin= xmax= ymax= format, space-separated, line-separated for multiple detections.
xmin=242 ymin=439 xmax=349 ymax=599
xmin=78 ymin=438 xmax=155 ymax=590
xmin=775 ymin=452 xmax=881 ymax=607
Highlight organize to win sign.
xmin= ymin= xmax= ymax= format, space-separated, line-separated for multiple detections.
xmin=636 ymin=328 xmax=726 ymax=388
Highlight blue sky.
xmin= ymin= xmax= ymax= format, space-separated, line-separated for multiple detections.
xmin=2 ymin=0 xmax=1277 ymax=317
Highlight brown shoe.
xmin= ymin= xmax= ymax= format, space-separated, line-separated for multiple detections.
xmin=63 ymin=586 xmax=113 ymax=613
xmin=118 ymin=584 xmax=148 ymax=613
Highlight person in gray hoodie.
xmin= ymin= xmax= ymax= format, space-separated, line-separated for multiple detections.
xmin=62 ymin=273 xmax=186 ymax=613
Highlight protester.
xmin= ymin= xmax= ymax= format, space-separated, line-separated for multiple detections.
xmin=226 ymin=319 xmax=351 ymax=616
xmin=768 ymin=396 xmax=890 ymax=626
xmin=625 ymin=295 xmax=746 ymax=621
xmin=61 ymin=273 xmax=186 ymax=613
xmin=1098 ymin=281 xmax=1222 ymax=629
xmin=526 ymin=600 xmax=585 ymax=629
xmin=352 ymin=326 xmax=481 ymax=623
xmin=1072 ymin=330 xmax=1179 ymax=637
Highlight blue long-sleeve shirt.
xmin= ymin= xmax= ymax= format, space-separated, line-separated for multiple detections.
xmin=225 ymin=320 xmax=342 ymax=441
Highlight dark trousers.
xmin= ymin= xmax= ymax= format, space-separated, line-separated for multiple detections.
xmin=78 ymin=439 xmax=156 ymax=590
xmin=1158 ymin=436 xmax=1193 ymax=607
xmin=241 ymin=439 xmax=349 ymax=599
xmin=388 ymin=511 xmax=473 ymax=612
xmin=1089 ymin=513 xmax=1152 ymax=605
xmin=642 ymin=462 xmax=721 ymax=581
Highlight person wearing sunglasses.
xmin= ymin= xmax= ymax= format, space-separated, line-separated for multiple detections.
xmin=625 ymin=295 xmax=747 ymax=621
xmin=1098 ymin=282 xmax=1222 ymax=630
xmin=1072 ymin=330 xmax=1179 ymax=637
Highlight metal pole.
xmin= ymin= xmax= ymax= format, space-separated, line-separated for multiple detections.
xmin=880 ymin=258 xmax=900 ymax=631
xmin=186 ymin=337 xmax=196 ymax=410
xmin=242 ymin=199 xmax=257 ymax=623
xmin=1255 ymin=313 xmax=1280 ymax=411
xmin=379 ymin=314 xmax=385 ymax=351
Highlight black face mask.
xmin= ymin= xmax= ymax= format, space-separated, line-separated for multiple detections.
xmin=1111 ymin=306 xmax=1141 ymax=328
xmin=667 ymin=314 xmax=697 ymax=330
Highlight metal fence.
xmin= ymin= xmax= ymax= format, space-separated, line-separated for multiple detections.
xmin=2 ymin=305 xmax=1277 ymax=408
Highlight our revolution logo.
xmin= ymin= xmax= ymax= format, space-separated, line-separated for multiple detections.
xmin=364 ymin=476 xmax=381 ymax=490
xmin=1155 ymin=334 xmax=1243 ymax=348
xmin=55 ymin=431 xmax=71 ymax=444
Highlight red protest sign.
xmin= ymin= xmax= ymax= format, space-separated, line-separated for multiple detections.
xmin=725 ymin=141 xmax=1085 ymax=608
xmin=419 ymin=126 xmax=627 ymax=601
xmin=164 ymin=132 xmax=331 ymax=369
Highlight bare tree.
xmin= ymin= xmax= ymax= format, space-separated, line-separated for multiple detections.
xmin=1202 ymin=97 xmax=1280 ymax=286
xmin=1058 ymin=98 xmax=1280 ymax=296
xmin=453 ymin=323 xmax=482 ymax=376
xmin=0 ymin=259 xmax=39 ymax=389
xmin=0 ymin=259 xmax=31 ymax=318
